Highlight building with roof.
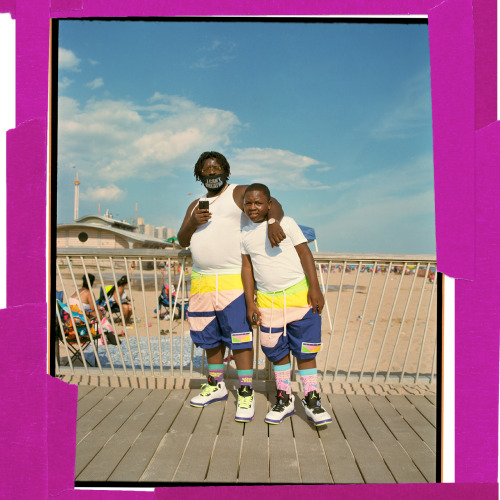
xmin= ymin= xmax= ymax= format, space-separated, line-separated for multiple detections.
xmin=57 ymin=214 xmax=171 ymax=249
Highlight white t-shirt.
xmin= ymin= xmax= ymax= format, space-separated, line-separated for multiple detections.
xmin=241 ymin=216 xmax=307 ymax=293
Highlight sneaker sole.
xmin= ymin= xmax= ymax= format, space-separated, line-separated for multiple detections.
xmin=265 ymin=410 xmax=295 ymax=425
xmin=234 ymin=414 xmax=254 ymax=423
xmin=190 ymin=394 xmax=228 ymax=407
xmin=307 ymin=415 xmax=332 ymax=426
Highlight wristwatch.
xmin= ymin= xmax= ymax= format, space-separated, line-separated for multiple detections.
xmin=268 ymin=218 xmax=277 ymax=225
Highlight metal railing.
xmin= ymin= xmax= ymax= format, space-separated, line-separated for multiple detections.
xmin=53 ymin=249 xmax=438 ymax=384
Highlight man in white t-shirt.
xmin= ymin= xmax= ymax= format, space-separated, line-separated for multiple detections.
xmin=241 ymin=183 xmax=332 ymax=426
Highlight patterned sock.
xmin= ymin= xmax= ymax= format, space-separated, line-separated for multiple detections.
xmin=274 ymin=363 xmax=292 ymax=395
xmin=208 ymin=364 xmax=224 ymax=383
xmin=238 ymin=369 xmax=253 ymax=388
xmin=299 ymin=367 xmax=318 ymax=396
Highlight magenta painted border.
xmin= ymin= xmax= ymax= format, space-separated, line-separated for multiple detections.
xmin=0 ymin=0 xmax=497 ymax=496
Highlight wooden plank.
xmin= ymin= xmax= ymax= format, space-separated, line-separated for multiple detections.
xmin=406 ymin=395 xmax=436 ymax=427
xmin=292 ymin=393 xmax=333 ymax=484
xmin=108 ymin=389 xmax=188 ymax=482
xmin=172 ymin=392 xmax=227 ymax=483
xmin=328 ymin=394 xmax=394 ymax=483
xmin=347 ymin=395 xmax=427 ymax=483
xmin=368 ymin=395 xmax=436 ymax=482
xmin=172 ymin=395 xmax=226 ymax=483
xmin=75 ymin=388 xmax=151 ymax=478
xmin=425 ymin=394 xmax=437 ymax=406
xmin=77 ymin=385 xmax=95 ymax=400
xmin=140 ymin=389 xmax=204 ymax=482
xmin=387 ymin=395 xmax=436 ymax=453
xmin=316 ymin=394 xmax=364 ymax=484
xmin=268 ymin=392 xmax=301 ymax=483
xmin=77 ymin=386 xmax=113 ymax=419
xmin=78 ymin=389 xmax=170 ymax=482
xmin=76 ymin=387 xmax=132 ymax=442
xmin=205 ymin=391 xmax=244 ymax=483
xmin=238 ymin=391 xmax=270 ymax=483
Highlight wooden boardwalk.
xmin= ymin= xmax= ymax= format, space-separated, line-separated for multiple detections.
xmin=68 ymin=376 xmax=437 ymax=485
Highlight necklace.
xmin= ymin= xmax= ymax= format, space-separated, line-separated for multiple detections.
xmin=207 ymin=183 xmax=229 ymax=206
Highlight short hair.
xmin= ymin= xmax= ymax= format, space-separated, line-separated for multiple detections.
xmin=194 ymin=151 xmax=231 ymax=181
xmin=82 ymin=273 xmax=95 ymax=289
xmin=244 ymin=183 xmax=271 ymax=201
xmin=117 ymin=275 xmax=128 ymax=286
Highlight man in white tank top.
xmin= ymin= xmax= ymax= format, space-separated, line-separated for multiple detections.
xmin=178 ymin=152 xmax=286 ymax=422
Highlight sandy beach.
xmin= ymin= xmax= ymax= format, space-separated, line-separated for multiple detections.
xmin=56 ymin=264 xmax=437 ymax=382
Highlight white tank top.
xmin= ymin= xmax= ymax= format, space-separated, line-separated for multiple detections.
xmin=190 ymin=184 xmax=247 ymax=274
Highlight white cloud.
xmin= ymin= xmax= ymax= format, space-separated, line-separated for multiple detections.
xmin=81 ymin=184 xmax=125 ymax=201
xmin=57 ymin=93 xmax=332 ymax=195
xmin=230 ymin=147 xmax=330 ymax=190
xmin=302 ymin=154 xmax=435 ymax=253
xmin=192 ymin=39 xmax=238 ymax=69
xmin=86 ymin=77 xmax=104 ymax=89
xmin=371 ymin=70 xmax=432 ymax=139
xmin=58 ymin=76 xmax=74 ymax=89
xmin=59 ymin=47 xmax=81 ymax=71
xmin=57 ymin=94 xmax=241 ymax=181
xmin=88 ymin=59 xmax=99 ymax=66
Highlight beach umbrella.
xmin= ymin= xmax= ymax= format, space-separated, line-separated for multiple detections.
xmin=298 ymin=225 xmax=316 ymax=243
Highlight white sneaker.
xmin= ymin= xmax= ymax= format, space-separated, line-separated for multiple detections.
xmin=265 ymin=390 xmax=295 ymax=424
xmin=190 ymin=377 xmax=228 ymax=407
xmin=235 ymin=385 xmax=255 ymax=422
xmin=302 ymin=390 xmax=332 ymax=426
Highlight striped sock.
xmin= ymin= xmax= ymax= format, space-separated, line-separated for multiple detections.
xmin=299 ymin=367 xmax=318 ymax=396
xmin=274 ymin=363 xmax=292 ymax=395
xmin=208 ymin=364 xmax=224 ymax=383
xmin=238 ymin=369 xmax=253 ymax=388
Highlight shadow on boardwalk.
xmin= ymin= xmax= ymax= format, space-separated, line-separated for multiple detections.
xmin=61 ymin=375 xmax=437 ymax=485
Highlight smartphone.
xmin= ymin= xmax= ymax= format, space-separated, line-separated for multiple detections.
xmin=252 ymin=312 xmax=259 ymax=324
xmin=198 ymin=199 xmax=209 ymax=210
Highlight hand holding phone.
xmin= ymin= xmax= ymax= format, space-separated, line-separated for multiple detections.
xmin=252 ymin=312 xmax=259 ymax=324
xmin=198 ymin=199 xmax=209 ymax=210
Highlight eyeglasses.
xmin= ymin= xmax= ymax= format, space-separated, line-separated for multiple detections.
xmin=201 ymin=164 xmax=223 ymax=175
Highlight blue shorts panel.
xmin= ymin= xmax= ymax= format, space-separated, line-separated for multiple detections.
xmin=189 ymin=293 xmax=253 ymax=351
xmin=261 ymin=309 xmax=322 ymax=362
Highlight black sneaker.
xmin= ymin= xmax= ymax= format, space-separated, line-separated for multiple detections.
xmin=265 ymin=389 xmax=295 ymax=424
xmin=302 ymin=390 xmax=332 ymax=426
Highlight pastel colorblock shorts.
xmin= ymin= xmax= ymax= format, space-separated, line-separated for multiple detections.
xmin=257 ymin=277 xmax=322 ymax=362
xmin=188 ymin=271 xmax=253 ymax=351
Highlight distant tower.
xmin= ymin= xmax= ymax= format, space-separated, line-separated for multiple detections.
xmin=74 ymin=171 xmax=80 ymax=221
xmin=135 ymin=202 xmax=138 ymax=226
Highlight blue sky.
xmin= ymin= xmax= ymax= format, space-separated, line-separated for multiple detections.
xmin=57 ymin=20 xmax=435 ymax=254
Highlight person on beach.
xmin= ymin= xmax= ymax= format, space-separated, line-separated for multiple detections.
xmin=177 ymin=151 xmax=286 ymax=422
xmin=108 ymin=275 xmax=133 ymax=325
xmin=241 ymin=183 xmax=332 ymax=426
xmin=69 ymin=274 xmax=102 ymax=320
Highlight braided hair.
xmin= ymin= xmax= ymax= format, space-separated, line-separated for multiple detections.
xmin=194 ymin=151 xmax=231 ymax=181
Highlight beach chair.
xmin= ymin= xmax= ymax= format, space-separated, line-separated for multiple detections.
xmin=154 ymin=284 xmax=188 ymax=320
xmin=56 ymin=296 xmax=101 ymax=367
xmin=96 ymin=285 xmax=122 ymax=323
